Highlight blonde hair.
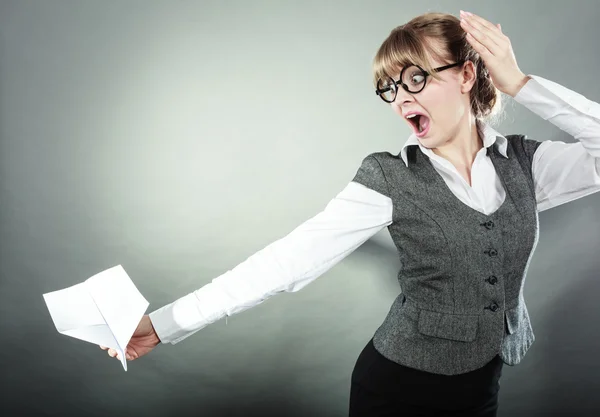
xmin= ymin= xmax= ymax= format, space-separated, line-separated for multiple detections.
xmin=373 ymin=12 xmax=504 ymax=123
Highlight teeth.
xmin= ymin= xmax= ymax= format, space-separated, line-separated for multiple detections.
xmin=406 ymin=114 xmax=418 ymax=118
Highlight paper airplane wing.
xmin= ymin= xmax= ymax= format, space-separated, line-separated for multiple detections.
xmin=86 ymin=265 xmax=149 ymax=353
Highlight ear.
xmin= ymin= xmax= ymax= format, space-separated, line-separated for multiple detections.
xmin=459 ymin=60 xmax=477 ymax=94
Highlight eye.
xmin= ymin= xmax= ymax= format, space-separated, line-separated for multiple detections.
xmin=401 ymin=66 xmax=426 ymax=89
xmin=410 ymin=73 xmax=425 ymax=85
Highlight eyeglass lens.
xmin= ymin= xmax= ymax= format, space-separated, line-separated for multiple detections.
xmin=378 ymin=65 xmax=427 ymax=102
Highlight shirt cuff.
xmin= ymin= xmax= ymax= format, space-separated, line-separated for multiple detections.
xmin=148 ymin=292 xmax=213 ymax=345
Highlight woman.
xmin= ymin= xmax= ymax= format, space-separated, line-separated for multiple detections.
xmin=101 ymin=10 xmax=600 ymax=417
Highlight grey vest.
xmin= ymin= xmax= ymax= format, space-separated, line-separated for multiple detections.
xmin=352 ymin=134 xmax=542 ymax=375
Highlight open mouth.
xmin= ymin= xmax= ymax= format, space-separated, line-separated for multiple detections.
xmin=406 ymin=114 xmax=429 ymax=134
xmin=408 ymin=115 xmax=422 ymax=132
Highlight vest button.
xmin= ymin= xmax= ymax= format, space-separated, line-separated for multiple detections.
xmin=484 ymin=248 xmax=498 ymax=257
xmin=485 ymin=302 xmax=499 ymax=312
xmin=487 ymin=275 xmax=498 ymax=285
xmin=480 ymin=220 xmax=494 ymax=230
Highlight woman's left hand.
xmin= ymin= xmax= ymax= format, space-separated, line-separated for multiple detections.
xmin=459 ymin=10 xmax=530 ymax=97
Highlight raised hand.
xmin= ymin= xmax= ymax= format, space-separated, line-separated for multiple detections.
xmin=459 ymin=10 xmax=530 ymax=97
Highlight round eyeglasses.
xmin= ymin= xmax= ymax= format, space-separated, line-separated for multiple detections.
xmin=375 ymin=61 xmax=465 ymax=103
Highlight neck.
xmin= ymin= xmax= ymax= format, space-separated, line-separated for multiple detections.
xmin=431 ymin=116 xmax=483 ymax=169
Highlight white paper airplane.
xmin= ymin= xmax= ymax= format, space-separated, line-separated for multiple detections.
xmin=42 ymin=265 xmax=149 ymax=371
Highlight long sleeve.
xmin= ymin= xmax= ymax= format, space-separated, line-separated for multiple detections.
xmin=149 ymin=178 xmax=393 ymax=344
xmin=513 ymin=75 xmax=600 ymax=212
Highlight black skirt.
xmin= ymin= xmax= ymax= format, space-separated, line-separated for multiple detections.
xmin=349 ymin=338 xmax=504 ymax=417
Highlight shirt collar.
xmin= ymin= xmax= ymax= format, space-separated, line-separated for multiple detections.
xmin=399 ymin=119 xmax=508 ymax=166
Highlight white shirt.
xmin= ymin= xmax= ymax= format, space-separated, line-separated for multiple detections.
xmin=149 ymin=75 xmax=600 ymax=345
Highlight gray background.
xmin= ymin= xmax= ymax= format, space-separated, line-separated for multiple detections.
xmin=2 ymin=0 xmax=600 ymax=416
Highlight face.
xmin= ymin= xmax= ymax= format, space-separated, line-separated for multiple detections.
xmin=389 ymin=58 xmax=477 ymax=149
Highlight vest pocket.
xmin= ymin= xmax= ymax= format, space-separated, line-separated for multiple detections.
xmin=417 ymin=309 xmax=479 ymax=342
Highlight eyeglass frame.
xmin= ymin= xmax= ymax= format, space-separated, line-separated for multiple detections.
xmin=375 ymin=61 xmax=466 ymax=103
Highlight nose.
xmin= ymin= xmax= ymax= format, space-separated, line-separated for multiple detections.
xmin=393 ymin=85 xmax=414 ymax=106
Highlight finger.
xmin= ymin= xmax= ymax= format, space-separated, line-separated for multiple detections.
xmin=124 ymin=348 xmax=133 ymax=361
xmin=108 ymin=348 xmax=117 ymax=358
xmin=100 ymin=345 xmax=108 ymax=350
xmin=460 ymin=13 xmax=505 ymax=48
xmin=465 ymin=32 xmax=493 ymax=59
xmin=460 ymin=18 xmax=503 ymax=55
xmin=473 ymin=15 xmax=507 ymax=47
xmin=126 ymin=347 xmax=139 ymax=360
xmin=466 ymin=12 xmax=504 ymax=38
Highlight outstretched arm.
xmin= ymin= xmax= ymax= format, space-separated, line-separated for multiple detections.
xmin=149 ymin=175 xmax=393 ymax=345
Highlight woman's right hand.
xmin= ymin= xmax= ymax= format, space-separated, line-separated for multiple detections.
xmin=100 ymin=314 xmax=161 ymax=361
